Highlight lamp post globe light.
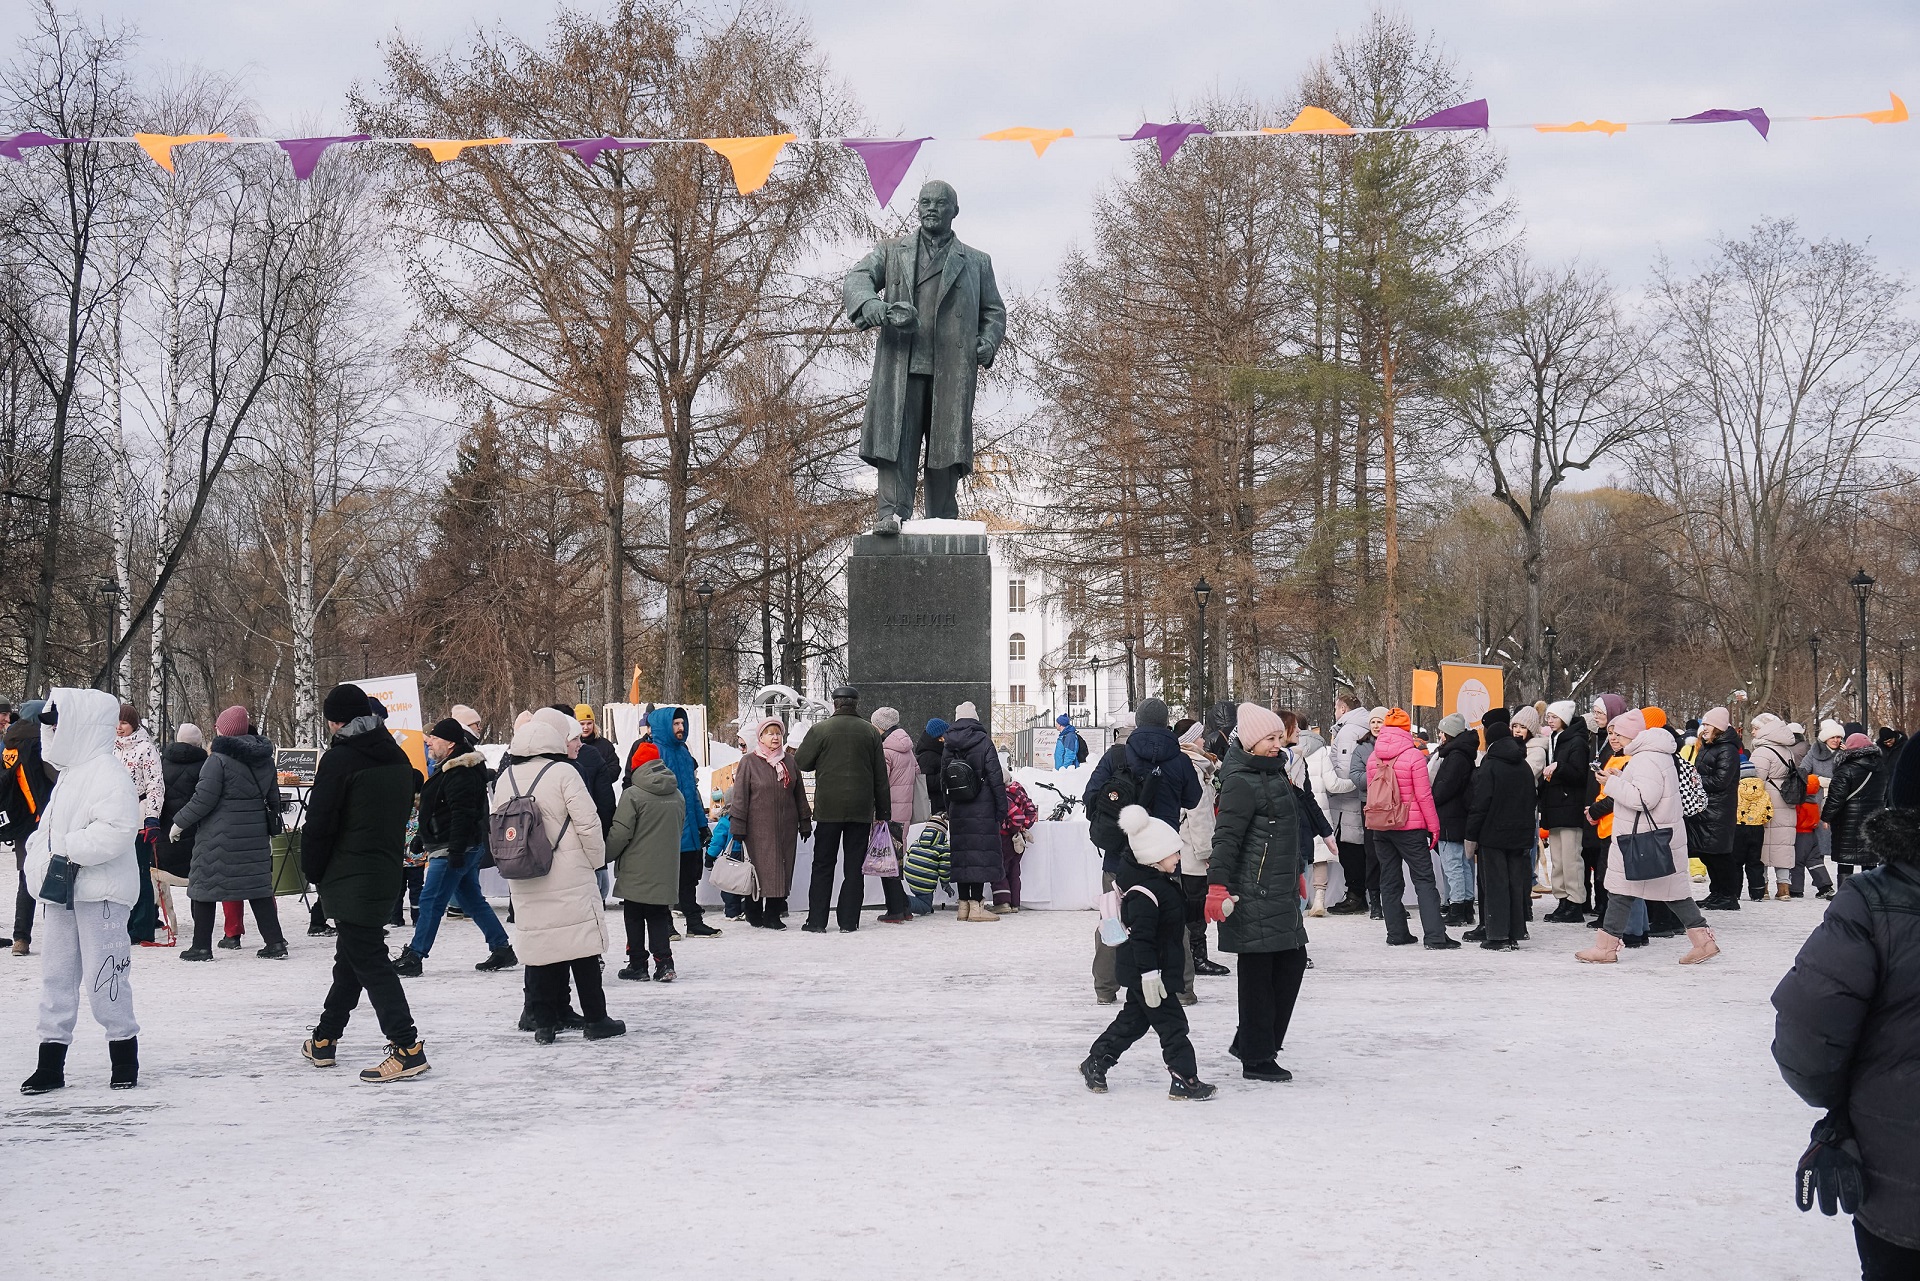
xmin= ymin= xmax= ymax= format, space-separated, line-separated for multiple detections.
xmin=696 ymin=579 xmax=715 ymax=725
xmin=1122 ymin=631 xmax=1137 ymax=709
xmin=1850 ymin=569 xmax=1875 ymax=724
xmin=1808 ymin=631 xmax=1821 ymax=724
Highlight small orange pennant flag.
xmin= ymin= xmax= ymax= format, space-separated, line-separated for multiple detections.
xmin=980 ymin=126 xmax=1074 ymax=156
xmin=1533 ymin=120 xmax=1628 ymax=135
xmin=412 ymin=137 xmax=512 ymax=163
xmin=701 ymin=134 xmax=796 ymax=194
xmin=1263 ymin=107 xmax=1353 ymax=135
xmin=1411 ymin=669 xmax=1439 ymax=707
xmin=628 ymin=665 xmax=643 ymax=705
xmin=1811 ymin=92 xmax=1908 ymax=124
xmin=132 ymin=133 xmax=230 ymax=171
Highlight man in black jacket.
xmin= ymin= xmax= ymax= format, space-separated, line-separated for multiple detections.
xmin=393 ymin=718 xmax=514 ymax=978
xmin=1429 ymin=714 xmax=1479 ymax=926
xmin=1539 ymin=701 xmax=1593 ymax=923
xmin=0 ymin=704 xmax=52 ymax=955
xmin=1083 ymin=698 xmax=1203 ymax=1002
xmin=571 ymin=704 xmax=620 ymax=836
xmin=300 ymin=684 xmax=429 ymax=1084
xmin=1771 ymin=738 xmax=1920 ymax=1277
xmin=1466 ymin=708 xmax=1536 ymax=950
xmin=1691 ymin=708 xmax=1745 ymax=908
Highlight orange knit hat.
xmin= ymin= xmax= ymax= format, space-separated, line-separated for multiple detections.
xmin=1641 ymin=707 xmax=1668 ymax=729
xmin=1383 ymin=708 xmax=1411 ymax=730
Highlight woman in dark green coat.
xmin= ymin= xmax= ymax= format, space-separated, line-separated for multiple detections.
xmin=605 ymin=760 xmax=685 ymax=982
xmin=1204 ymin=703 xmax=1307 ymax=1083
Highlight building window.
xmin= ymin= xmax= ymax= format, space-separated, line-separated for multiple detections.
xmin=1066 ymin=632 xmax=1088 ymax=664
xmin=1008 ymin=684 xmax=1026 ymax=705
xmin=1008 ymin=578 xmax=1026 ymax=613
xmin=1064 ymin=582 xmax=1088 ymax=611
xmin=1008 ymin=632 xmax=1026 ymax=662
xmin=1068 ymin=683 xmax=1088 ymax=704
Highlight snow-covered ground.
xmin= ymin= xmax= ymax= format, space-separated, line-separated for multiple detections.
xmin=2 ymin=895 xmax=1849 ymax=1280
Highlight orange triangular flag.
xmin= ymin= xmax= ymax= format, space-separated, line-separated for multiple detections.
xmin=132 ymin=132 xmax=230 ymax=171
xmin=980 ymin=126 xmax=1074 ymax=156
xmin=1812 ymin=92 xmax=1908 ymax=124
xmin=412 ymin=137 xmax=512 ymax=163
xmin=628 ymin=665 xmax=642 ymax=705
xmin=1262 ymin=107 xmax=1353 ymax=135
xmin=1534 ymin=120 xmax=1628 ymax=135
xmin=701 ymin=134 xmax=796 ymax=194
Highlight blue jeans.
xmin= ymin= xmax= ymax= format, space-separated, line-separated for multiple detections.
xmin=1436 ymin=840 xmax=1474 ymax=904
xmin=409 ymin=850 xmax=508 ymax=956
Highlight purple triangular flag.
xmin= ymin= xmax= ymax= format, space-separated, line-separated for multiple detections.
xmin=557 ymin=136 xmax=653 ymax=169
xmin=276 ymin=135 xmax=371 ymax=179
xmin=1404 ymin=99 xmax=1490 ymax=131
xmin=1124 ymin=122 xmax=1213 ymax=167
xmin=1669 ymin=107 xmax=1770 ymax=139
xmin=0 ymin=130 xmax=87 ymax=160
xmin=841 ymin=138 xmax=931 ymax=206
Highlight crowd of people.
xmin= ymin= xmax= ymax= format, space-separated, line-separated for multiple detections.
xmin=4 ymin=678 xmax=1915 ymax=1276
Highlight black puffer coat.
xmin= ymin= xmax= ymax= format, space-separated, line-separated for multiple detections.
xmin=914 ymin=729 xmax=947 ymax=814
xmin=1823 ymin=745 xmax=1885 ymax=868
xmin=1430 ymin=730 xmax=1477 ymax=842
xmin=1207 ymin=744 xmax=1304 ymax=955
xmin=1687 ymin=730 xmax=1742 ymax=856
xmin=302 ymin=720 xmax=419 ymax=928
xmin=1111 ymin=860 xmax=1188 ymax=994
xmin=0 ymin=719 xmax=53 ymax=844
xmin=413 ymin=750 xmax=492 ymax=862
xmin=940 ymin=718 xmax=1006 ymax=884
xmin=1466 ymin=734 xmax=1538 ymax=850
xmin=173 ymin=733 xmax=279 ymax=903
xmin=1771 ymin=811 xmax=1920 ymax=1251
xmin=1538 ymin=718 xmax=1592 ymax=829
xmin=156 ymin=741 xmax=208 ymax=877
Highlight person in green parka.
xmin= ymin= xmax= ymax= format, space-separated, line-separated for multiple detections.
xmin=299 ymin=684 xmax=428 ymax=1084
xmin=606 ymin=760 xmax=685 ymax=983
xmin=1204 ymin=702 xmax=1308 ymax=1085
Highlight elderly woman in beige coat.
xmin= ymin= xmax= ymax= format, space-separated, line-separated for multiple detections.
xmin=1575 ymin=708 xmax=1720 ymax=965
xmin=1748 ymin=712 xmax=1804 ymax=900
xmin=493 ymin=714 xmax=623 ymax=1044
xmin=728 ymin=716 xmax=812 ymax=929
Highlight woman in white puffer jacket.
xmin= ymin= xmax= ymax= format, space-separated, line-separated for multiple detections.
xmin=20 ymin=688 xmax=143 ymax=1094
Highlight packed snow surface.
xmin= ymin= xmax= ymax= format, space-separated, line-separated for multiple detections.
xmin=2 ymin=895 xmax=1848 ymax=1279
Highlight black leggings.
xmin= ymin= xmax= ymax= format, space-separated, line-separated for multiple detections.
xmin=958 ymin=881 xmax=985 ymax=901
xmin=192 ymin=897 xmax=283 ymax=951
xmin=526 ymin=957 xmax=607 ymax=1029
xmin=622 ymin=901 xmax=674 ymax=964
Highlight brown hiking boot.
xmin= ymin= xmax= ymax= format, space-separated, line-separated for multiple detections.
xmin=359 ymin=1041 xmax=430 ymax=1083
xmin=301 ymin=1037 xmax=337 ymax=1068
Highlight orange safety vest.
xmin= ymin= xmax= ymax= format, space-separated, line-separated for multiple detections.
xmin=1594 ymin=752 xmax=1626 ymax=841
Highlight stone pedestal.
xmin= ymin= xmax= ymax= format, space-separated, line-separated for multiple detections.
xmin=846 ymin=521 xmax=991 ymax=741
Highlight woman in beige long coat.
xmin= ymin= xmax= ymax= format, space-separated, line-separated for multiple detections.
xmin=1575 ymin=709 xmax=1720 ymax=965
xmin=728 ymin=717 xmax=811 ymax=929
xmin=492 ymin=714 xmax=623 ymax=1044
xmin=1748 ymin=713 xmax=1804 ymax=900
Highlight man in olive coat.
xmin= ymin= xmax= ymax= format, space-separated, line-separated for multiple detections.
xmin=300 ymin=683 xmax=428 ymax=1082
xmin=795 ymin=687 xmax=906 ymax=931
xmin=843 ymin=180 xmax=1006 ymax=535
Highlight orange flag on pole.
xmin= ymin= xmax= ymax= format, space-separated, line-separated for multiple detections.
xmin=132 ymin=133 xmax=229 ymax=171
xmin=413 ymin=137 xmax=511 ymax=163
xmin=980 ymin=126 xmax=1074 ymax=156
xmin=1411 ymin=669 xmax=1440 ymax=708
xmin=701 ymin=134 xmax=796 ymax=194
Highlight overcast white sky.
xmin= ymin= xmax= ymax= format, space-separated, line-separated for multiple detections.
xmin=5 ymin=0 xmax=1916 ymax=299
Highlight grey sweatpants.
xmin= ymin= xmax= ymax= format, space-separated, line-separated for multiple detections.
xmin=36 ymin=899 xmax=139 ymax=1044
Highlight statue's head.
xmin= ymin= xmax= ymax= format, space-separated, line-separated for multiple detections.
xmin=916 ymin=181 xmax=958 ymax=236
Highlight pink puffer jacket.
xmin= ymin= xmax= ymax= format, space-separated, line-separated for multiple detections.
xmin=1366 ymin=726 xmax=1441 ymax=834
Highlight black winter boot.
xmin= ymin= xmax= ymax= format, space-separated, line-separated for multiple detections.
xmin=1327 ymin=891 xmax=1366 ymax=915
xmin=583 ymin=1018 xmax=627 ymax=1040
xmin=1191 ymin=935 xmax=1230 ymax=977
xmin=392 ymin=947 xmax=424 ymax=977
xmin=21 ymin=1042 xmax=66 ymax=1095
xmin=1544 ymin=900 xmax=1587 ymax=924
xmin=108 ymin=1037 xmax=138 ymax=1089
xmin=1079 ymin=1054 xmax=1112 ymax=1093
xmin=474 ymin=946 xmax=518 ymax=971
xmin=1167 ymin=1073 xmax=1217 ymax=1101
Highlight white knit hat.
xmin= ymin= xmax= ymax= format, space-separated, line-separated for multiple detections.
xmin=954 ymin=701 xmax=979 ymax=721
xmin=1819 ymin=718 xmax=1845 ymax=742
xmin=1547 ymin=700 xmax=1577 ymax=727
xmin=1119 ymin=804 xmax=1183 ymax=866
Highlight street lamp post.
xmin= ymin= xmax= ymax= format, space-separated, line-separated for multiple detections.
xmin=1896 ymin=637 xmax=1912 ymax=730
xmin=1809 ymin=631 xmax=1821 ymax=726
xmin=1640 ymin=658 xmax=1650 ymax=709
xmin=1122 ymin=632 xmax=1137 ymax=709
xmin=361 ymin=640 xmax=371 ymax=680
xmin=1193 ymin=577 xmax=1212 ymax=712
xmin=696 ymin=580 xmax=715 ymax=726
xmin=1089 ymin=653 xmax=1105 ymax=729
xmin=576 ymin=676 xmax=588 ymax=709
xmin=1850 ymin=569 xmax=1875 ymax=725
xmin=1542 ymin=624 xmax=1558 ymax=703
xmin=95 ymin=578 xmax=121 ymax=695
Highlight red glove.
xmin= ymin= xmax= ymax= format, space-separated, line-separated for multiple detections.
xmin=1204 ymin=884 xmax=1233 ymax=924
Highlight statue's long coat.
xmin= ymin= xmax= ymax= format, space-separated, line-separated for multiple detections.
xmin=843 ymin=235 xmax=1006 ymax=476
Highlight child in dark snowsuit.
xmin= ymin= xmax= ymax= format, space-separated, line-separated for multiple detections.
xmin=1081 ymin=805 xmax=1216 ymax=1101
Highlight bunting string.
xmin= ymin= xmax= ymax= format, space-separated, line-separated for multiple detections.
xmin=0 ymin=92 xmax=1904 ymax=204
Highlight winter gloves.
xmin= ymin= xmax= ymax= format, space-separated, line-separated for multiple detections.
xmin=1204 ymin=884 xmax=1235 ymax=923
xmin=168 ymin=826 xmax=184 ymax=845
xmin=1796 ymin=1113 xmax=1866 ymax=1216
xmin=1139 ymin=970 xmax=1166 ymax=1008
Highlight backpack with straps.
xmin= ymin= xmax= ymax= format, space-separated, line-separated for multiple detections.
xmin=941 ymin=755 xmax=981 ymax=804
xmin=1762 ymin=746 xmax=1810 ymax=807
xmin=1363 ymin=754 xmax=1409 ymax=830
xmin=489 ymin=761 xmax=571 ymax=880
xmin=1087 ymin=758 xmax=1163 ymax=854
xmin=1672 ymin=755 xmax=1708 ymax=818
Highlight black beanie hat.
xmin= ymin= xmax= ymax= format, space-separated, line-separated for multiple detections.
xmin=429 ymin=717 xmax=477 ymax=751
xmin=323 ymin=683 xmax=372 ymax=724
xmin=1887 ymin=736 xmax=1920 ymax=810
xmin=1137 ymin=697 xmax=1170 ymax=729
xmin=1480 ymin=706 xmax=1513 ymax=735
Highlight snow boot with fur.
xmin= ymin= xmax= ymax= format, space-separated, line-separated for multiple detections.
xmin=1679 ymin=926 xmax=1720 ymax=965
xmin=1576 ymin=929 xmax=1623 ymax=964
xmin=1306 ymin=888 xmax=1328 ymax=918
xmin=20 ymin=1042 xmax=65 ymax=1095
xmin=108 ymin=1037 xmax=138 ymax=1089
